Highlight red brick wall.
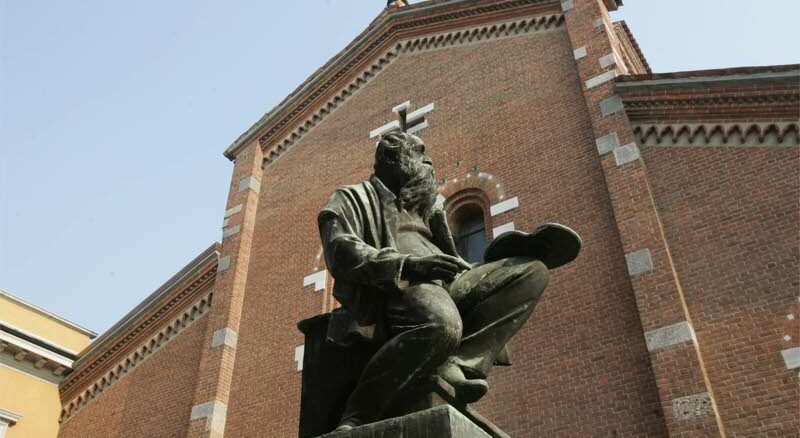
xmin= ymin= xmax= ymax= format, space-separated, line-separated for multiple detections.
xmin=226 ymin=22 xmax=666 ymax=437
xmin=58 ymin=314 xmax=209 ymax=438
xmin=644 ymin=146 xmax=800 ymax=436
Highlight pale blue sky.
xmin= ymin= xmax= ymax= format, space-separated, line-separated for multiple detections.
xmin=1 ymin=1 xmax=798 ymax=336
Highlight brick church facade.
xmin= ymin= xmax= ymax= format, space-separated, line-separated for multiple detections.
xmin=56 ymin=1 xmax=799 ymax=437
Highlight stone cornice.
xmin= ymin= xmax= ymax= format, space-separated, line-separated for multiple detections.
xmin=619 ymin=87 xmax=800 ymax=123
xmin=634 ymin=122 xmax=799 ymax=148
xmin=59 ymin=247 xmax=219 ymax=403
xmin=616 ymin=65 xmax=799 ymax=87
xmin=60 ymin=290 xmax=213 ymax=423
xmin=224 ymin=0 xmax=563 ymax=162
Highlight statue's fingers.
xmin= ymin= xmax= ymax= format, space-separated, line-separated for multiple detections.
xmin=431 ymin=267 xmax=457 ymax=280
xmin=431 ymin=260 xmax=459 ymax=273
xmin=437 ymin=254 xmax=472 ymax=271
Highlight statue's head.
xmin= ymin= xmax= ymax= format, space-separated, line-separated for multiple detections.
xmin=374 ymin=132 xmax=438 ymax=218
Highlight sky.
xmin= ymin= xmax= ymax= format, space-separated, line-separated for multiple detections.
xmin=1 ymin=0 xmax=798 ymax=336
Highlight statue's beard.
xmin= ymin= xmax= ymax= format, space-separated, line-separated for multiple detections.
xmin=397 ymin=161 xmax=438 ymax=220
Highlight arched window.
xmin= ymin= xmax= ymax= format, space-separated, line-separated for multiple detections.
xmin=451 ymin=204 xmax=487 ymax=264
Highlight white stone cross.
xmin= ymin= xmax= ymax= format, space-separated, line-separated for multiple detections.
xmin=369 ymin=100 xmax=435 ymax=139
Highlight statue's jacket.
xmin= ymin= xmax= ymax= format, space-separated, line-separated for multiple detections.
xmin=318 ymin=175 xmax=460 ymax=346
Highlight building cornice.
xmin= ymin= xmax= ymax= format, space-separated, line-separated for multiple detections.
xmin=71 ymin=243 xmax=220 ymax=370
xmin=616 ymin=65 xmax=800 ymax=88
xmin=60 ymin=290 xmax=213 ymax=423
xmin=0 ymin=289 xmax=97 ymax=338
xmin=224 ymin=0 xmax=563 ymax=161
xmin=60 ymin=244 xmax=220 ymax=403
xmin=634 ymin=122 xmax=799 ymax=148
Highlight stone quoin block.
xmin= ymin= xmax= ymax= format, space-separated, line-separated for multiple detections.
xmin=573 ymin=46 xmax=587 ymax=60
xmin=492 ymin=222 xmax=515 ymax=238
xmin=624 ymin=248 xmax=653 ymax=276
xmin=781 ymin=347 xmax=800 ymax=369
xmin=238 ymin=176 xmax=261 ymax=194
xmin=217 ymin=256 xmax=232 ymax=273
xmin=560 ymin=0 xmax=573 ymax=12
xmin=224 ymin=204 xmax=243 ymax=218
xmin=614 ymin=143 xmax=640 ymax=166
xmin=599 ymin=95 xmax=624 ymax=116
xmin=303 ymin=270 xmax=327 ymax=291
xmin=671 ymin=393 xmax=713 ymax=422
xmin=490 ymin=197 xmax=519 ymax=216
xmin=595 ymin=132 xmax=620 ymax=155
xmin=222 ymin=225 xmax=241 ymax=240
xmin=644 ymin=321 xmax=695 ymax=352
xmin=190 ymin=401 xmax=228 ymax=434
xmin=211 ymin=328 xmax=238 ymax=349
xmin=599 ymin=53 xmax=617 ymax=69
xmin=585 ymin=69 xmax=618 ymax=89
xmin=294 ymin=345 xmax=305 ymax=371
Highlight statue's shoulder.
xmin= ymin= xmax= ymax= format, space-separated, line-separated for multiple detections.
xmin=329 ymin=179 xmax=374 ymax=200
xmin=321 ymin=179 xmax=376 ymax=212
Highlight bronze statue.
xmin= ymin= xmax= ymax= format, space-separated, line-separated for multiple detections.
xmin=317 ymin=132 xmax=580 ymax=432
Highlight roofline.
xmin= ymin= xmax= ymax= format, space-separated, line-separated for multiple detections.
xmin=73 ymin=242 xmax=220 ymax=367
xmin=0 ymin=289 xmax=97 ymax=338
xmin=617 ymin=65 xmax=800 ymax=88
xmin=223 ymin=0 xmax=496 ymax=160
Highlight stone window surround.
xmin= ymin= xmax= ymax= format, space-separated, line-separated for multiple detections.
xmin=0 ymin=408 xmax=22 ymax=438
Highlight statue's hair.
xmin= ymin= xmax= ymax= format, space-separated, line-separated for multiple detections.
xmin=374 ymin=131 xmax=422 ymax=171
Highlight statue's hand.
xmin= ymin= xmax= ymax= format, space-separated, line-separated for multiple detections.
xmin=403 ymin=255 xmax=472 ymax=282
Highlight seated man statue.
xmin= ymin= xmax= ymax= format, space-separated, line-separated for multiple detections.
xmin=318 ymin=132 xmax=579 ymax=430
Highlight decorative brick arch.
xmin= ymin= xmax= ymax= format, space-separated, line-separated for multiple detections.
xmin=439 ymin=171 xmax=505 ymax=207
xmin=442 ymin=187 xmax=494 ymax=245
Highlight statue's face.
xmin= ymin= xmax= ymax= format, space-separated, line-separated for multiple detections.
xmin=395 ymin=135 xmax=434 ymax=184
xmin=375 ymin=132 xmax=435 ymax=190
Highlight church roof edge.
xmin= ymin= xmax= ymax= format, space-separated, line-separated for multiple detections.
xmin=71 ymin=242 xmax=221 ymax=369
xmin=223 ymin=0 xmax=540 ymax=161
xmin=617 ymin=64 xmax=800 ymax=88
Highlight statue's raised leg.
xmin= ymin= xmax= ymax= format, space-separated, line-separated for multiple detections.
xmin=448 ymin=257 xmax=549 ymax=379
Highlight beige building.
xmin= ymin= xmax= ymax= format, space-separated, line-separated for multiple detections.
xmin=0 ymin=290 xmax=95 ymax=438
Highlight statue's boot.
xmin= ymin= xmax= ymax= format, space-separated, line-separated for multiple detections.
xmin=437 ymin=358 xmax=488 ymax=403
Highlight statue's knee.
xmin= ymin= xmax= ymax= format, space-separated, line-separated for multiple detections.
xmin=427 ymin=307 xmax=462 ymax=350
xmin=516 ymin=259 xmax=550 ymax=295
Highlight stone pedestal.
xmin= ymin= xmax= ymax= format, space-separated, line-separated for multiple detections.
xmin=318 ymin=405 xmax=491 ymax=438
